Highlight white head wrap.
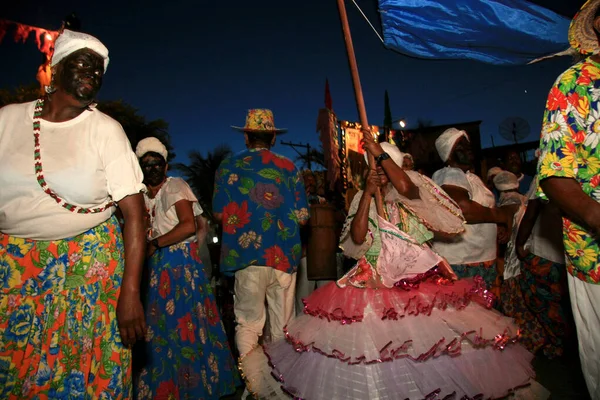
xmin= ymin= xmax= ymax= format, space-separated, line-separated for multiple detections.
xmin=364 ymin=142 xmax=405 ymax=167
xmin=51 ymin=29 xmax=110 ymax=72
xmin=486 ymin=166 xmax=503 ymax=180
xmin=493 ymin=171 xmax=519 ymax=191
xmin=435 ymin=128 xmax=469 ymax=162
xmin=135 ymin=137 xmax=168 ymax=161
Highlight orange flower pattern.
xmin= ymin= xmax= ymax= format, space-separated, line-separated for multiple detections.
xmin=0 ymin=216 xmax=131 ymax=399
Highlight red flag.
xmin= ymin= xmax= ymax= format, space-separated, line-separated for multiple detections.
xmin=324 ymin=78 xmax=333 ymax=111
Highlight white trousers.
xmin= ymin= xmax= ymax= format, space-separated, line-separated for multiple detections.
xmin=567 ymin=273 xmax=600 ymax=399
xmin=234 ymin=266 xmax=296 ymax=357
xmin=295 ymin=257 xmax=333 ymax=316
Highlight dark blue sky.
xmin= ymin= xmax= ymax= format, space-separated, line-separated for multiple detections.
xmin=0 ymin=0 xmax=587 ymax=164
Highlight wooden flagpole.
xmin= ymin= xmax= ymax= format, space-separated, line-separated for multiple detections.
xmin=336 ymin=0 xmax=384 ymax=216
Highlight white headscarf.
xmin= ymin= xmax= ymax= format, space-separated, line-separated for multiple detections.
xmin=51 ymin=29 xmax=110 ymax=72
xmin=486 ymin=166 xmax=503 ymax=180
xmin=136 ymin=137 xmax=168 ymax=161
xmin=364 ymin=142 xmax=405 ymax=167
xmin=435 ymin=128 xmax=469 ymax=162
xmin=493 ymin=171 xmax=519 ymax=191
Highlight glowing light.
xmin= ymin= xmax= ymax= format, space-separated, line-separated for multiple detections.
xmin=399 ymin=120 xmax=406 ymax=128
xmin=212 ymin=236 xmax=219 ymax=244
xmin=45 ymin=33 xmax=53 ymax=41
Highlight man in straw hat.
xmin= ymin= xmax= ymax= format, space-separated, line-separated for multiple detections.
xmin=213 ymin=110 xmax=309 ymax=365
xmin=536 ymin=1 xmax=600 ymax=397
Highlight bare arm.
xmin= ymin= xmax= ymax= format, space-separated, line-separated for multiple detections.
xmin=350 ymin=170 xmax=380 ymax=245
xmin=540 ymin=176 xmax=600 ymax=234
xmin=379 ymin=158 xmax=420 ymax=200
xmin=150 ymin=200 xmax=196 ymax=249
xmin=515 ymin=199 xmax=541 ymax=251
xmin=116 ymin=193 xmax=147 ymax=346
xmin=361 ymin=132 xmax=419 ymax=199
xmin=442 ymin=185 xmax=509 ymax=225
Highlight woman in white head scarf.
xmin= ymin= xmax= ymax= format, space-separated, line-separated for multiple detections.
xmin=0 ymin=29 xmax=146 ymax=397
xmin=431 ymin=128 xmax=513 ymax=290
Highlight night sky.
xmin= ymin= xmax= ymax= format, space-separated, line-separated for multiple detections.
xmin=0 ymin=0 xmax=588 ymax=165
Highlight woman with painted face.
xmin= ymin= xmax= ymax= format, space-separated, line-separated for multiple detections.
xmin=0 ymin=30 xmax=146 ymax=397
xmin=431 ymin=128 xmax=514 ymax=290
xmin=134 ymin=138 xmax=240 ymax=399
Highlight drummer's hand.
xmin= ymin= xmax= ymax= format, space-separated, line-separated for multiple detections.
xmin=365 ymin=169 xmax=385 ymax=195
xmin=361 ymin=129 xmax=384 ymax=158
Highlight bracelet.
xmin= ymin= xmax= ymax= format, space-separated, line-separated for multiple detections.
xmin=375 ymin=152 xmax=391 ymax=165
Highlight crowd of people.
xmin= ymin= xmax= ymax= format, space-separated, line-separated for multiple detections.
xmin=2 ymin=1 xmax=600 ymax=399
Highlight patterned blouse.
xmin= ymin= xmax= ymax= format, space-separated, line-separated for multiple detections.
xmin=213 ymin=148 xmax=309 ymax=276
xmin=536 ymin=57 xmax=600 ymax=284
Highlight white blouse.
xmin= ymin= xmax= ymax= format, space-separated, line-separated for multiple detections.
xmin=145 ymin=177 xmax=203 ymax=243
xmin=0 ymin=101 xmax=145 ymax=240
xmin=431 ymin=167 xmax=497 ymax=265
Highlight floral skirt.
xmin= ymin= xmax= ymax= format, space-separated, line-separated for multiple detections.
xmin=135 ymin=242 xmax=240 ymax=399
xmin=451 ymin=259 xmax=497 ymax=288
xmin=0 ymin=216 xmax=131 ymax=399
xmin=505 ymin=253 xmax=569 ymax=359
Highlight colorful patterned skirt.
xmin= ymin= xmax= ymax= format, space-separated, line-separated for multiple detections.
xmin=501 ymin=253 xmax=569 ymax=359
xmin=451 ymin=259 xmax=497 ymax=288
xmin=135 ymin=242 xmax=240 ymax=399
xmin=0 ymin=216 xmax=131 ymax=399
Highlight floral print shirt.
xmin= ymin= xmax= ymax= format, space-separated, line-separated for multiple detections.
xmin=536 ymin=57 xmax=600 ymax=284
xmin=213 ymin=148 xmax=309 ymax=276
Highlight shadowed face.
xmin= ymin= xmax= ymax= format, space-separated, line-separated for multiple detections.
xmin=451 ymin=137 xmax=474 ymax=167
xmin=55 ymin=48 xmax=104 ymax=105
xmin=304 ymin=174 xmax=316 ymax=194
xmin=140 ymin=153 xmax=167 ymax=186
xmin=505 ymin=151 xmax=522 ymax=175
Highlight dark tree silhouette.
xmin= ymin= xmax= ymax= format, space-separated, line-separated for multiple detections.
xmin=173 ymin=144 xmax=233 ymax=221
xmin=295 ymin=147 xmax=326 ymax=170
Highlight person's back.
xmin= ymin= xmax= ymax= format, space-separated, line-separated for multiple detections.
xmin=214 ymin=147 xmax=307 ymax=275
xmin=212 ymin=109 xmax=309 ymax=393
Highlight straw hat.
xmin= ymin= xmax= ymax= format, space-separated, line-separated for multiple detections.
xmin=231 ymin=109 xmax=287 ymax=133
xmin=569 ymin=0 xmax=600 ymax=55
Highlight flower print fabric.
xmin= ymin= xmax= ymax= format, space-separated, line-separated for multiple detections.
xmin=0 ymin=216 xmax=131 ymax=399
xmin=536 ymin=57 xmax=600 ymax=284
xmin=135 ymin=242 xmax=240 ymax=399
xmin=213 ymin=149 xmax=309 ymax=276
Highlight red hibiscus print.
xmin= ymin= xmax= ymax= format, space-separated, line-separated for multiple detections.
xmin=573 ymin=130 xmax=585 ymax=144
xmin=591 ymin=175 xmax=600 ymax=188
xmin=260 ymin=151 xmax=295 ymax=171
xmin=222 ymin=201 xmax=252 ymax=234
xmin=588 ymin=268 xmax=600 ymax=284
xmin=204 ymin=297 xmax=220 ymax=326
xmin=577 ymin=71 xmax=592 ymax=86
xmin=177 ymin=313 xmax=197 ymax=343
xmin=263 ymin=245 xmax=291 ymax=272
xmin=155 ymin=380 xmax=179 ymax=400
xmin=547 ymin=87 xmax=568 ymax=111
xmin=158 ymin=270 xmax=171 ymax=299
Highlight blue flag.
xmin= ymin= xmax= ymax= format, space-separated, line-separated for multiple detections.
xmin=379 ymin=0 xmax=571 ymax=65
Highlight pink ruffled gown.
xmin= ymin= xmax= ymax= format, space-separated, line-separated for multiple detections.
xmin=240 ymin=172 xmax=549 ymax=399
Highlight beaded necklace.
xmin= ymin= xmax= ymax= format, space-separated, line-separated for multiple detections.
xmin=33 ymin=98 xmax=115 ymax=214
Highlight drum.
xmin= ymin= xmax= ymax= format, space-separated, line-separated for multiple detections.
xmin=307 ymin=204 xmax=338 ymax=280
